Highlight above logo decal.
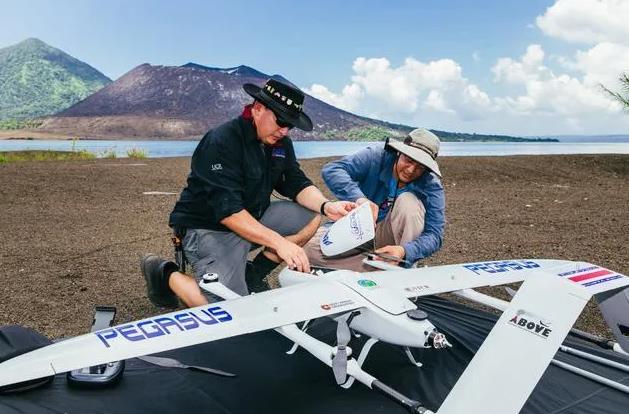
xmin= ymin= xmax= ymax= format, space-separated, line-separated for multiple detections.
xmin=508 ymin=311 xmax=552 ymax=339
xmin=358 ymin=279 xmax=377 ymax=288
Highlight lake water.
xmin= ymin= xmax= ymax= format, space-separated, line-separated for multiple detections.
xmin=1 ymin=139 xmax=628 ymax=159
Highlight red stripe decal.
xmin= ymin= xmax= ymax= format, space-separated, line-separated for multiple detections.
xmin=569 ymin=269 xmax=612 ymax=282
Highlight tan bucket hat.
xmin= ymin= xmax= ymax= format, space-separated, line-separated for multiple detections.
xmin=386 ymin=128 xmax=441 ymax=177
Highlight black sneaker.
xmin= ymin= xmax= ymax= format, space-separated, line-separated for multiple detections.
xmin=245 ymin=261 xmax=268 ymax=293
xmin=141 ymin=254 xmax=179 ymax=308
xmin=245 ymin=253 xmax=279 ymax=293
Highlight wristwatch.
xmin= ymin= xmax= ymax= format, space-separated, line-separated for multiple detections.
xmin=320 ymin=200 xmax=331 ymax=215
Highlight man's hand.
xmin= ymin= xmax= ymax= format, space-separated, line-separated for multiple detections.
xmin=356 ymin=197 xmax=379 ymax=223
xmin=275 ymin=238 xmax=311 ymax=273
xmin=323 ymin=200 xmax=357 ymax=221
xmin=374 ymin=245 xmax=405 ymax=264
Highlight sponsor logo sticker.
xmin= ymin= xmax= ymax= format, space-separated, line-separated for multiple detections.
xmin=358 ymin=279 xmax=377 ymax=288
xmin=320 ymin=300 xmax=355 ymax=311
xmin=404 ymin=285 xmax=430 ymax=293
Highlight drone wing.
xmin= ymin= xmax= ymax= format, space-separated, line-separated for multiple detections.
xmin=338 ymin=258 xmax=628 ymax=302
xmin=0 ymin=280 xmax=366 ymax=388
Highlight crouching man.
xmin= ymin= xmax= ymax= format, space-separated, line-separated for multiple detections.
xmin=142 ymin=79 xmax=356 ymax=308
xmin=305 ymin=128 xmax=446 ymax=270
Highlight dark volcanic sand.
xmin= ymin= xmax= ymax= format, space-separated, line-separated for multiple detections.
xmin=0 ymin=154 xmax=627 ymax=338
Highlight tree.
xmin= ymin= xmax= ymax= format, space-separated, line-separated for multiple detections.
xmin=601 ymin=72 xmax=629 ymax=110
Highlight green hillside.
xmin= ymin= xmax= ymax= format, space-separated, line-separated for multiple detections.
xmin=0 ymin=38 xmax=111 ymax=120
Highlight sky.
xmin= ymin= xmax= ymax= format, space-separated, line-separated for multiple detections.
xmin=1 ymin=0 xmax=629 ymax=136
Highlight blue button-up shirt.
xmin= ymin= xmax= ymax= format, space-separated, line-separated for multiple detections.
xmin=322 ymin=144 xmax=445 ymax=265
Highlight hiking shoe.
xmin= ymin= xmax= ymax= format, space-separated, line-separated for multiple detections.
xmin=245 ymin=261 xmax=269 ymax=293
xmin=245 ymin=253 xmax=279 ymax=293
xmin=141 ymin=254 xmax=179 ymax=308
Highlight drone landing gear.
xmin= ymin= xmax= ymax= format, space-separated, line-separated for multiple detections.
xmin=405 ymin=347 xmax=423 ymax=367
xmin=286 ymin=319 xmax=312 ymax=354
xmin=341 ymin=337 xmax=379 ymax=388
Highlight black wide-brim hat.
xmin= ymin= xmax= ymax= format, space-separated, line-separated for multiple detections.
xmin=243 ymin=79 xmax=313 ymax=131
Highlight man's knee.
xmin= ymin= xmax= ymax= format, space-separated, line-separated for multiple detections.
xmin=301 ymin=213 xmax=321 ymax=237
xmin=393 ymin=192 xmax=426 ymax=219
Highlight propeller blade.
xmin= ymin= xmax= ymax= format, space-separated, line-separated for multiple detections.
xmin=337 ymin=317 xmax=351 ymax=346
xmin=332 ymin=319 xmax=351 ymax=385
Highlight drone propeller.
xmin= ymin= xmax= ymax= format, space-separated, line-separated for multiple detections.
xmin=332 ymin=318 xmax=352 ymax=385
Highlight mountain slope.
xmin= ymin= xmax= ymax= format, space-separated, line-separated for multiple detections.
xmin=38 ymin=63 xmax=400 ymax=139
xmin=32 ymin=61 xmax=549 ymax=141
xmin=0 ymin=38 xmax=111 ymax=120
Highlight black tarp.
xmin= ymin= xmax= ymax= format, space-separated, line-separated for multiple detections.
xmin=1 ymin=296 xmax=628 ymax=413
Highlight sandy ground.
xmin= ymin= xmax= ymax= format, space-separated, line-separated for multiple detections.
xmin=0 ymin=154 xmax=627 ymax=339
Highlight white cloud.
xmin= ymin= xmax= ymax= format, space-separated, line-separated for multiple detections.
xmin=306 ymin=56 xmax=493 ymax=123
xmin=304 ymin=83 xmax=362 ymax=112
xmin=304 ymin=1 xmax=629 ymax=135
xmin=536 ymin=0 xmax=629 ymax=45
xmin=491 ymin=44 xmax=621 ymax=119
xmin=574 ymin=42 xmax=629 ymax=88
xmin=492 ymin=45 xmax=548 ymax=84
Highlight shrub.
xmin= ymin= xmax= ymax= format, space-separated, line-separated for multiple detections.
xmin=126 ymin=147 xmax=148 ymax=159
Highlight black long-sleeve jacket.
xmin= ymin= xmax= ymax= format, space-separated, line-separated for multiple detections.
xmin=169 ymin=116 xmax=313 ymax=231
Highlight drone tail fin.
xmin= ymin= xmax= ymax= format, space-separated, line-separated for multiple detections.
xmin=437 ymin=262 xmax=629 ymax=414
xmin=437 ymin=271 xmax=591 ymax=414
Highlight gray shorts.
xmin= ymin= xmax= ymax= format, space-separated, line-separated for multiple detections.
xmin=182 ymin=201 xmax=316 ymax=296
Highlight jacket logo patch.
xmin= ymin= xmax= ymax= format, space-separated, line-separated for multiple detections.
xmin=211 ymin=163 xmax=222 ymax=171
xmin=272 ymin=147 xmax=286 ymax=158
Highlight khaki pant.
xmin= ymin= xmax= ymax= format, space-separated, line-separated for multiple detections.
xmin=304 ymin=192 xmax=426 ymax=271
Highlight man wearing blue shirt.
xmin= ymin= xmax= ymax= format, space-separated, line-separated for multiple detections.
xmin=305 ymin=128 xmax=446 ymax=270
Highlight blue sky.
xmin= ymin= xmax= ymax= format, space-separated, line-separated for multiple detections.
xmin=2 ymin=0 xmax=628 ymax=135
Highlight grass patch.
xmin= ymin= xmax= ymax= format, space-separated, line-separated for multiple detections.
xmin=126 ymin=147 xmax=148 ymax=159
xmin=0 ymin=150 xmax=96 ymax=163
xmin=0 ymin=119 xmax=44 ymax=130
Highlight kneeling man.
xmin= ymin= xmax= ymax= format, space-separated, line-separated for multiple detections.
xmin=305 ymin=128 xmax=445 ymax=270
xmin=143 ymin=79 xmax=355 ymax=308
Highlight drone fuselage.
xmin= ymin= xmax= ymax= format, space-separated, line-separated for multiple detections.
xmin=279 ymin=268 xmax=438 ymax=349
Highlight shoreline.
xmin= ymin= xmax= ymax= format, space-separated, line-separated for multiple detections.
xmin=0 ymin=154 xmax=627 ymax=339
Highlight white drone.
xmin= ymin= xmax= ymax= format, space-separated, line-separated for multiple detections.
xmin=1 ymin=204 xmax=628 ymax=413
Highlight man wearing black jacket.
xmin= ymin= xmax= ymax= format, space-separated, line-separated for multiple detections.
xmin=142 ymin=79 xmax=356 ymax=308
